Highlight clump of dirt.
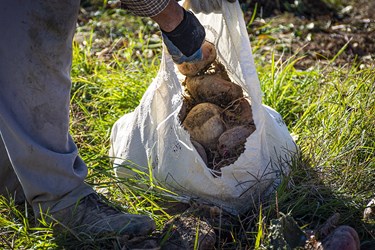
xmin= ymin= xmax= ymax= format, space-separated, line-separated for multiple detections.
xmin=159 ymin=216 xmax=216 ymax=250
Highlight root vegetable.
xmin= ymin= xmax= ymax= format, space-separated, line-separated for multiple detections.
xmin=218 ymin=125 xmax=256 ymax=157
xmin=179 ymin=94 xmax=195 ymax=123
xmin=185 ymin=74 xmax=243 ymax=106
xmin=177 ymin=43 xmax=256 ymax=172
xmin=236 ymin=98 xmax=254 ymax=124
xmin=183 ymin=103 xmax=225 ymax=150
xmin=223 ymin=98 xmax=254 ymax=128
xmin=179 ymin=100 xmax=188 ymax=123
xmin=206 ymin=61 xmax=231 ymax=81
xmin=321 ymin=226 xmax=360 ymax=250
xmin=177 ymin=41 xmax=217 ymax=76
xmin=191 ymin=140 xmax=208 ymax=165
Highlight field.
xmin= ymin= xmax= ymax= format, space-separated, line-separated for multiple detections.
xmin=0 ymin=0 xmax=374 ymax=249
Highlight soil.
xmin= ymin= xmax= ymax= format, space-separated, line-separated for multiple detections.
xmin=241 ymin=0 xmax=375 ymax=69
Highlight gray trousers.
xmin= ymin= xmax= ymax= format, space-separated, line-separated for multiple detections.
xmin=0 ymin=0 xmax=94 ymax=215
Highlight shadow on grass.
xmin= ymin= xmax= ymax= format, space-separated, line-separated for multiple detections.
xmin=142 ymin=150 xmax=374 ymax=249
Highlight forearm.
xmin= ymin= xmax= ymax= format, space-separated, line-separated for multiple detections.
xmin=151 ymin=0 xmax=184 ymax=32
xmin=121 ymin=0 xmax=184 ymax=32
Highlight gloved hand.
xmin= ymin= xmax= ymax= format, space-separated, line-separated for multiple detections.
xmin=161 ymin=9 xmax=206 ymax=64
xmin=183 ymin=0 xmax=236 ymax=14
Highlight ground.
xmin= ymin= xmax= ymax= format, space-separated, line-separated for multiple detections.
xmin=242 ymin=0 xmax=375 ymax=69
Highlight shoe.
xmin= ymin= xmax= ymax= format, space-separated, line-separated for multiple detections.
xmin=48 ymin=193 xmax=155 ymax=237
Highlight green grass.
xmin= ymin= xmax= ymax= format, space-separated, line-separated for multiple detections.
xmin=1 ymin=6 xmax=374 ymax=249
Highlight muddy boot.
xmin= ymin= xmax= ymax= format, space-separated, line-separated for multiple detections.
xmin=46 ymin=193 xmax=155 ymax=237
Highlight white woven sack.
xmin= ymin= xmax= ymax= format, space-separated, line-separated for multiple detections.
xmin=109 ymin=1 xmax=297 ymax=214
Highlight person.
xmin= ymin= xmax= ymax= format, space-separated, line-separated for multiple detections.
xmin=0 ymin=0 xmax=234 ymax=238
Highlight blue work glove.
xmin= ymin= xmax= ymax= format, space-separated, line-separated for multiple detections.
xmin=161 ymin=9 xmax=205 ymax=64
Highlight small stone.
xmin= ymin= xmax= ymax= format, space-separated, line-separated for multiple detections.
xmin=364 ymin=198 xmax=375 ymax=221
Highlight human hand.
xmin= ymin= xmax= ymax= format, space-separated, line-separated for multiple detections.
xmin=183 ymin=0 xmax=236 ymax=14
xmin=161 ymin=9 xmax=206 ymax=64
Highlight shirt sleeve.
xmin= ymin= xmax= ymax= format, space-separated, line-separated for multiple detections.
xmin=120 ymin=0 xmax=171 ymax=17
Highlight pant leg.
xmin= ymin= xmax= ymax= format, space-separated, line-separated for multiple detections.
xmin=0 ymin=135 xmax=25 ymax=203
xmin=0 ymin=0 xmax=94 ymax=215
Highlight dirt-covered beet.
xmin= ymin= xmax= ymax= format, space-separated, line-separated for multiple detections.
xmin=178 ymin=58 xmax=256 ymax=174
xmin=182 ymin=102 xmax=225 ymax=151
xmin=177 ymin=41 xmax=217 ymax=77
